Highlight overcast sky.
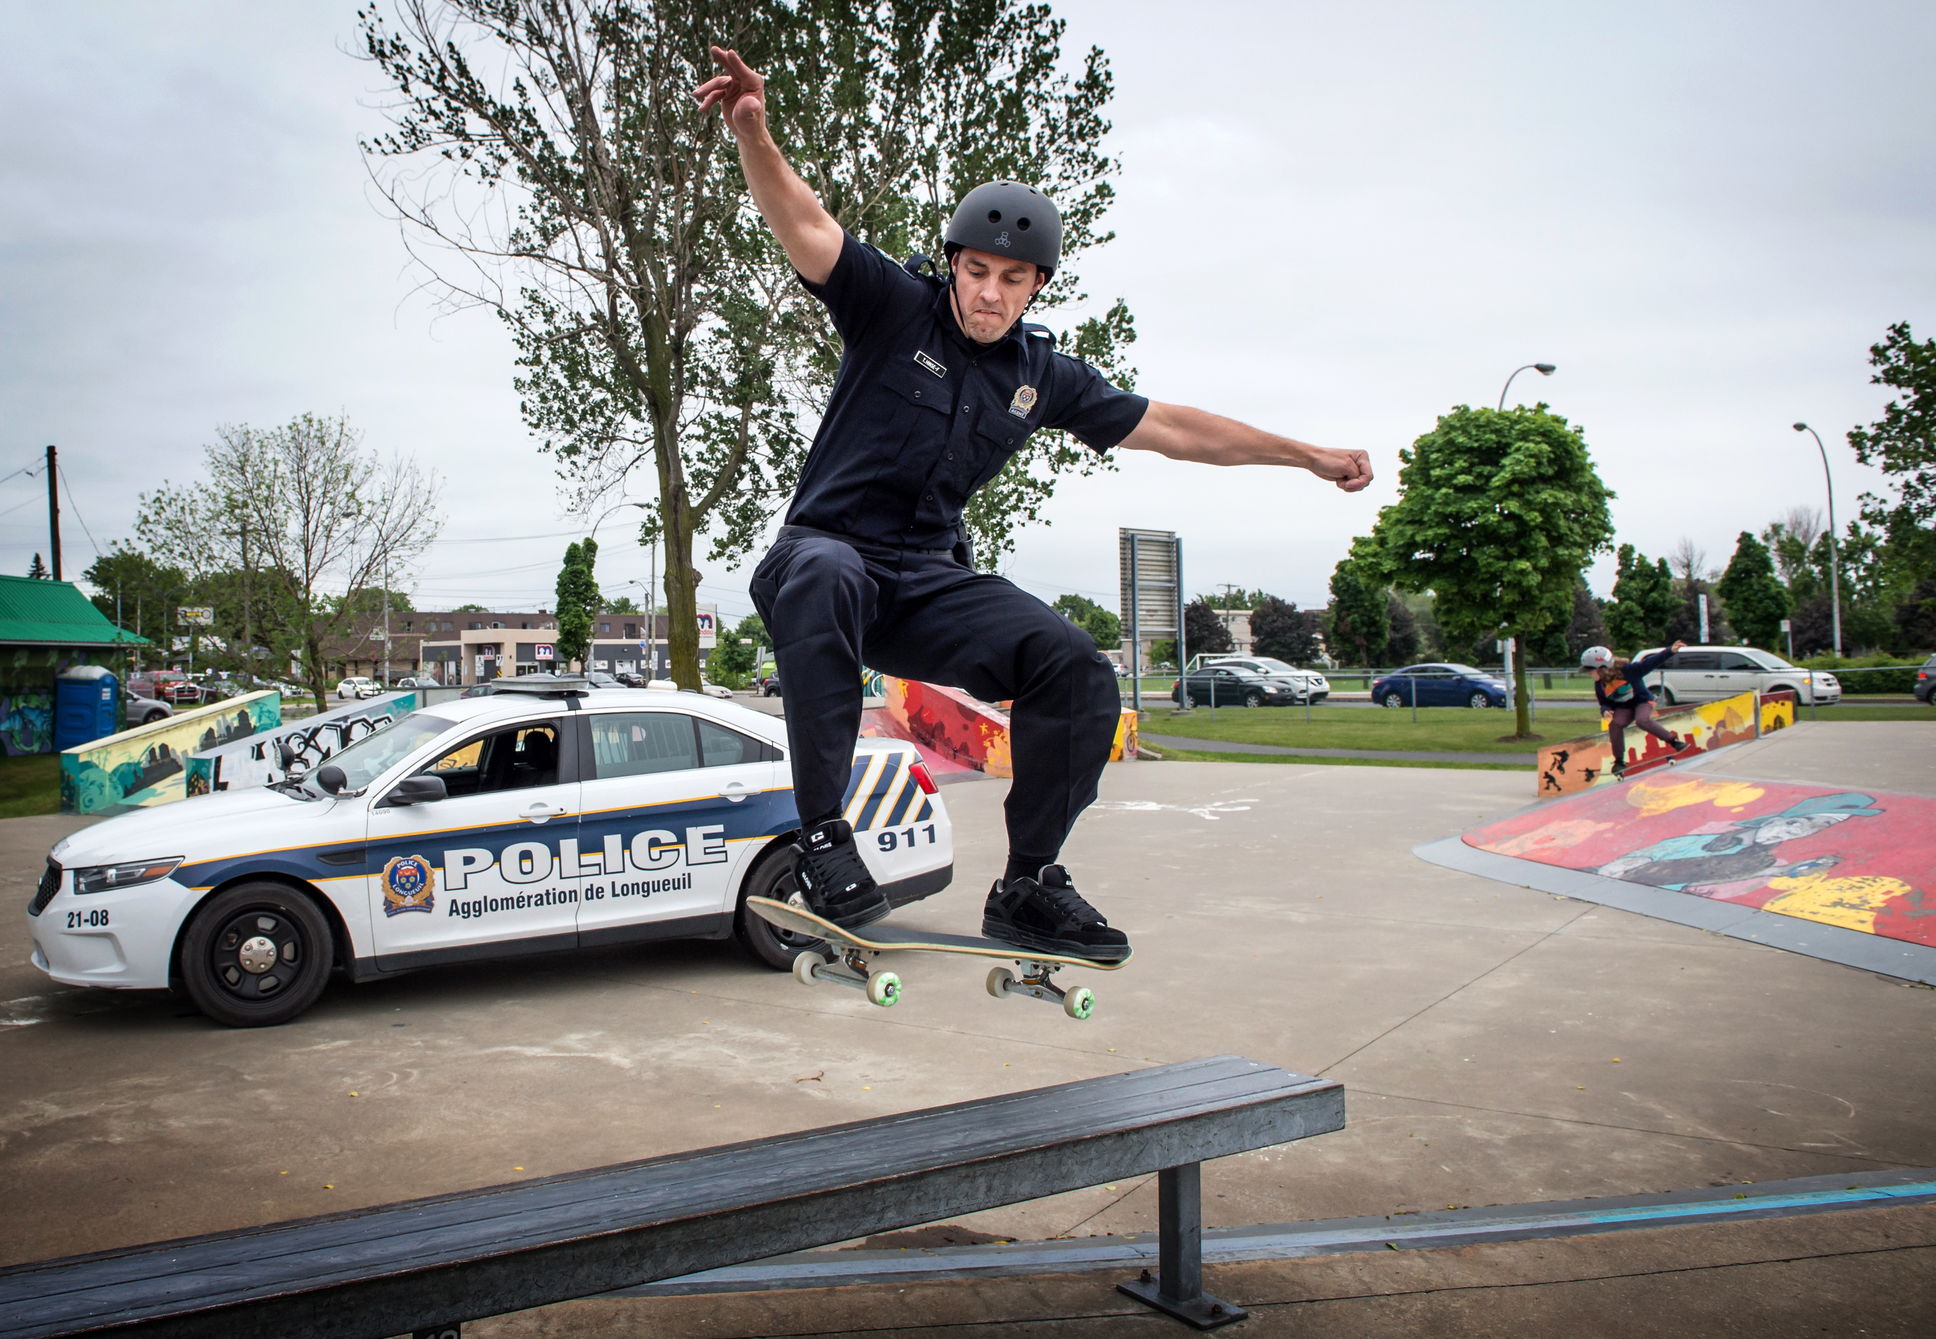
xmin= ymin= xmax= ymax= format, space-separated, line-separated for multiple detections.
xmin=4 ymin=1 xmax=1932 ymax=631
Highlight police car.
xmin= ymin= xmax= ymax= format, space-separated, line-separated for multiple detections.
xmin=28 ymin=679 xmax=952 ymax=1027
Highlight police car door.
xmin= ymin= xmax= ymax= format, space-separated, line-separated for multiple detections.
xmin=574 ymin=706 xmax=787 ymax=945
xmin=364 ymin=715 xmax=582 ymax=964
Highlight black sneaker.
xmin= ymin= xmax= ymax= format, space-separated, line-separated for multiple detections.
xmin=1672 ymin=734 xmax=1693 ymax=753
xmin=795 ymin=818 xmax=890 ymax=929
xmin=982 ymin=865 xmax=1129 ymax=961
xmin=1611 ymin=759 xmax=1627 ymax=779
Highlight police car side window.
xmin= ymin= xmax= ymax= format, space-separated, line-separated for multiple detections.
xmin=588 ymin=711 xmax=701 ymax=779
xmin=697 ymin=719 xmax=779 ymax=767
xmin=426 ymin=722 xmax=562 ymax=797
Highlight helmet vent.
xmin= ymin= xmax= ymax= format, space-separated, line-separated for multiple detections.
xmin=1017 ymin=216 xmax=1032 ymax=230
xmin=986 ymin=210 xmax=1002 ymax=223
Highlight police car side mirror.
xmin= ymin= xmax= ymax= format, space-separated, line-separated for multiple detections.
xmin=316 ymin=764 xmax=347 ymax=794
xmin=379 ymin=774 xmax=448 ymax=807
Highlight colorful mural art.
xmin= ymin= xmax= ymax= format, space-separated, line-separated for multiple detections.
xmin=860 ymin=676 xmax=1140 ymax=779
xmin=1535 ymin=690 xmax=1796 ymax=797
xmin=1466 ymin=774 xmax=1936 ymax=948
xmin=60 ymin=691 xmax=282 ymax=814
xmin=184 ymin=691 xmax=420 ymax=796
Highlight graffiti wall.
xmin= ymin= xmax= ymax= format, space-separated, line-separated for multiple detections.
xmin=1466 ymin=774 xmax=1936 ymax=949
xmin=1535 ymin=690 xmax=1795 ymax=797
xmin=185 ymin=691 xmax=420 ymax=796
xmin=1 ymin=646 xmax=136 ymax=756
xmin=861 ymin=676 xmax=1139 ymax=779
xmin=60 ymin=691 xmax=281 ymax=814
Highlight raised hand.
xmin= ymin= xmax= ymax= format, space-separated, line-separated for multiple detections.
xmin=693 ymin=46 xmax=765 ymax=137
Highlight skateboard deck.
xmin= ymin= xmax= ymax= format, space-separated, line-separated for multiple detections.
xmin=746 ymin=896 xmax=1129 ymax=1019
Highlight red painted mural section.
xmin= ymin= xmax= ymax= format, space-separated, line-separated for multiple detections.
xmin=1466 ymin=775 xmax=1936 ymax=948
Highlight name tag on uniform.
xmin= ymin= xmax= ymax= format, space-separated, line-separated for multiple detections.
xmin=914 ymin=351 xmax=946 ymax=378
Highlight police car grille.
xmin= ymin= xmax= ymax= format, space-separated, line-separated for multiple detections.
xmin=29 ymin=861 xmax=61 ymax=917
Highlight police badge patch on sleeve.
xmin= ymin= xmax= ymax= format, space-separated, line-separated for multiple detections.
xmin=1008 ymin=385 xmax=1038 ymax=419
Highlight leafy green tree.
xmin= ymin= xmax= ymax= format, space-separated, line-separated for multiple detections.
xmin=1848 ymin=321 xmax=1936 ymax=537
xmin=734 ymin=612 xmax=769 ymax=650
xmin=85 ymin=549 xmax=189 ymax=650
xmin=1147 ymin=639 xmax=1176 ymax=668
xmin=359 ymin=0 xmax=1133 ymax=688
xmin=1181 ymin=598 xmax=1233 ymax=660
xmin=607 ymin=595 xmax=641 ymax=615
xmin=1895 ymin=579 xmax=1936 ymax=649
xmin=1525 ymin=579 xmax=1607 ymax=665
xmin=1716 ymin=531 xmax=1790 ymax=648
xmin=134 ymin=413 xmax=439 ymax=706
xmin=1604 ymin=545 xmax=1677 ymax=651
xmin=452 ymin=603 xmax=489 ymax=613
xmin=554 ymin=539 xmax=602 ymax=668
xmin=1052 ymin=593 xmax=1122 ymax=651
xmin=1200 ymin=587 xmax=1268 ymax=610
xmin=1326 ymin=557 xmax=1387 ymax=666
xmin=709 ymin=626 xmax=756 ymax=685
xmin=1249 ymin=596 xmax=1320 ymax=664
xmin=1361 ymin=406 xmax=1614 ymax=737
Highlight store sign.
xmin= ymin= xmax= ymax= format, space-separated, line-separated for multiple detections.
xmin=534 ymin=644 xmax=555 ymax=660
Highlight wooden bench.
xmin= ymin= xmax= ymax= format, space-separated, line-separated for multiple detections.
xmin=0 ymin=1054 xmax=1344 ymax=1337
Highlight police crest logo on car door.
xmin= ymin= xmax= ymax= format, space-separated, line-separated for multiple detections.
xmin=382 ymin=854 xmax=436 ymax=916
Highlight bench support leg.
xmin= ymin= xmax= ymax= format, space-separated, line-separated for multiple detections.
xmin=1116 ymin=1163 xmax=1248 ymax=1329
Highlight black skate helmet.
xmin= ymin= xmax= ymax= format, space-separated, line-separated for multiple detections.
xmin=943 ymin=181 xmax=1061 ymax=280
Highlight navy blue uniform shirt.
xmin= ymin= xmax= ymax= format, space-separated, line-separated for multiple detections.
xmin=789 ymin=232 xmax=1150 ymax=549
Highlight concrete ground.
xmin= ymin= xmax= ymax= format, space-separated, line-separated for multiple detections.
xmin=2 ymin=720 xmax=1932 ymax=1334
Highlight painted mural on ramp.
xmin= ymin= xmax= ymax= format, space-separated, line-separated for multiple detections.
xmin=1465 ymin=774 xmax=1936 ymax=948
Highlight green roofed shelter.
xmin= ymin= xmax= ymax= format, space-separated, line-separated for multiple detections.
xmin=0 ymin=575 xmax=146 ymax=648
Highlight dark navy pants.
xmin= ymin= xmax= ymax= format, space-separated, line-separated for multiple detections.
xmin=749 ymin=527 xmax=1123 ymax=860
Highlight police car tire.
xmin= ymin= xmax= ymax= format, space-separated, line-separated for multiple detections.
xmin=178 ymin=883 xmax=334 ymax=1028
xmin=734 ymin=844 xmax=825 ymax=971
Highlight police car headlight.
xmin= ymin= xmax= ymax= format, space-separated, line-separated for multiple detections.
xmin=73 ymin=858 xmax=183 ymax=895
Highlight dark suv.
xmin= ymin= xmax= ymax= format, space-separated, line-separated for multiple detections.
xmin=1915 ymin=654 xmax=1936 ymax=705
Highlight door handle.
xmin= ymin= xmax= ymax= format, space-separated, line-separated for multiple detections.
xmin=721 ymin=781 xmax=751 ymax=803
xmin=520 ymin=802 xmax=569 ymax=823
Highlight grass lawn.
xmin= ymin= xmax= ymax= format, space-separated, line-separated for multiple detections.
xmin=0 ymin=754 xmax=61 ymax=819
xmin=1138 ymin=702 xmax=1932 ymax=754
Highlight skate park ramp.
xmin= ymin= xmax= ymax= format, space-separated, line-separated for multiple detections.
xmin=1421 ymin=768 xmax=1936 ymax=985
xmin=859 ymin=675 xmax=1138 ymax=780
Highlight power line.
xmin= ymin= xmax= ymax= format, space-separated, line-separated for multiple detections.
xmin=56 ymin=466 xmax=102 ymax=558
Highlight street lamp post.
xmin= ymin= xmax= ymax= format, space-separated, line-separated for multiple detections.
xmin=1498 ymin=362 xmax=1557 ymax=411
xmin=1792 ymin=423 xmax=1843 ymax=656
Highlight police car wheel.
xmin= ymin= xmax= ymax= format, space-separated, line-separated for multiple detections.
xmin=178 ymin=883 xmax=334 ymax=1028
xmin=734 ymin=845 xmax=827 ymax=971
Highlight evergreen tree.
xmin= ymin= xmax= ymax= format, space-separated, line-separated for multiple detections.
xmin=1326 ymin=557 xmax=1388 ymax=666
xmin=1385 ymin=594 xmax=1421 ymax=665
xmin=1605 ymin=545 xmax=1677 ymax=650
xmin=1716 ymin=531 xmax=1791 ymax=648
xmin=554 ymin=539 xmax=601 ymax=669
xmin=27 ymin=553 xmax=49 ymax=579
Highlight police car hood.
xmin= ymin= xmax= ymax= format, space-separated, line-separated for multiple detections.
xmin=51 ymin=786 xmax=346 ymax=867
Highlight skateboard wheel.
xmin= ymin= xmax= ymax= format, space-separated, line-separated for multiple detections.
xmin=866 ymin=971 xmax=901 ymax=1007
xmin=1063 ymin=986 xmax=1096 ymax=1021
xmin=986 ymin=966 xmax=1015 ymax=999
xmin=792 ymin=951 xmax=821 ymax=987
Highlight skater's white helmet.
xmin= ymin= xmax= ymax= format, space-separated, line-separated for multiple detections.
xmin=1579 ymin=645 xmax=1615 ymax=669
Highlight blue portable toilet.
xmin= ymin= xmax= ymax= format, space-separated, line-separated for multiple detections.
xmin=54 ymin=665 xmax=120 ymax=750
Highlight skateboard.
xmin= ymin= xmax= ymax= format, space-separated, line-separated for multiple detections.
xmin=745 ymin=896 xmax=1131 ymax=1020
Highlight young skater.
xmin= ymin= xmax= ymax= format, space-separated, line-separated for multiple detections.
xmin=1579 ymin=641 xmax=1694 ymax=776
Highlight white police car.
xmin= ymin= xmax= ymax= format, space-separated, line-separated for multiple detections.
xmin=28 ymin=680 xmax=952 ymax=1027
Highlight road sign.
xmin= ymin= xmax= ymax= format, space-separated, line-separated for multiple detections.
xmin=177 ymin=606 xmax=214 ymax=627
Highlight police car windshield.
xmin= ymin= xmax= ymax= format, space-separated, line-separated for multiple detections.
xmin=324 ymin=713 xmax=455 ymax=791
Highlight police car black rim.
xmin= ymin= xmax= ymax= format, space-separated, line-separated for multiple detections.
xmin=735 ymin=848 xmax=826 ymax=970
xmin=180 ymin=884 xmax=333 ymax=1026
xmin=209 ymin=909 xmax=305 ymax=1001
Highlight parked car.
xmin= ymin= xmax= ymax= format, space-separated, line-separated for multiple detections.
xmin=128 ymin=671 xmax=205 ymax=706
xmin=1371 ymin=664 xmax=1510 ymax=709
xmin=1635 ymin=646 xmax=1840 ymax=706
xmin=393 ymin=676 xmax=441 ymax=690
xmin=1915 ymin=654 xmax=1936 ymax=706
xmin=124 ymin=690 xmax=173 ymax=726
xmin=1200 ymin=656 xmax=1330 ymax=703
xmin=760 ymin=672 xmax=782 ymax=698
xmin=336 ymin=677 xmax=380 ymax=700
xmin=27 ymin=680 xmax=953 ymax=1027
xmin=1171 ymin=665 xmax=1305 ymax=708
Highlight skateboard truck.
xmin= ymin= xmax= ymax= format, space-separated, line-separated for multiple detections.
xmin=986 ymin=962 xmax=1096 ymax=1020
xmin=793 ymin=946 xmax=902 ymax=1008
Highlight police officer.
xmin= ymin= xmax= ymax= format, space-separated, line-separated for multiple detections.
xmin=697 ymin=47 xmax=1372 ymax=958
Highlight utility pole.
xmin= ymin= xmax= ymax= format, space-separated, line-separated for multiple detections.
xmin=240 ymin=518 xmax=255 ymax=684
xmin=45 ymin=445 xmax=61 ymax=580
